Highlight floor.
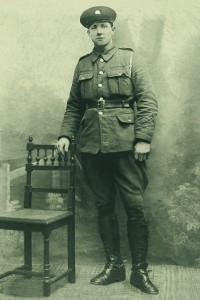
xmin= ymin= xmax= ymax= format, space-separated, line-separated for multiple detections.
xmin=0 ymin=260 xmax=200 ymax=300
xmin=0 ymin=220 xmax=199 ymax=300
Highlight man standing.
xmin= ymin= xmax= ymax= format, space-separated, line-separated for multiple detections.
xmin=57 ymin=6 xmax=158 ymax=294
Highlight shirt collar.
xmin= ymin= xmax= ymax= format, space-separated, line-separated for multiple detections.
xmin=91 ymin=46 xmax=118 ymax=63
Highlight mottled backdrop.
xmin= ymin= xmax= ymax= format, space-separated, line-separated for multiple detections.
xmin=1 ymin=0 xmax=200 ymax=266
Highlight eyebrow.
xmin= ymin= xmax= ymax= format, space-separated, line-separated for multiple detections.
xmin=90 ymin=23 xmax=109 ymax=28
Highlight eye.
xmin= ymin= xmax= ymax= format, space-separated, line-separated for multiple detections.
xmin=90 ymin=24 xmax=97 ymax=30
xmin=101 ymin=23 xmax=108 ymax=28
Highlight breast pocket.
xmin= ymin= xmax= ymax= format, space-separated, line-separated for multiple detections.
xmin=107 ymin=69 xmax=133 ymax=96
xmin=78 ymin=72 xmax=94 ymax=98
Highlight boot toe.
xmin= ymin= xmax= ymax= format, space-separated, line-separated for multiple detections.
xmin=90 ymin=277 xmax=103 ymax=285
xmin=130 ymin=271 xmax=159 ymax=294
xmin=131 ymin=280 xmax=159 ymax=294
xmin=90 ymin=272 xmax=107 ymax=285
xmin=90 ymin=266 xmax=126 ymax=285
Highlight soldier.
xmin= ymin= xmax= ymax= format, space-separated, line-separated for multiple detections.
xmin=57 ymin=6 xmax=159 ymax=294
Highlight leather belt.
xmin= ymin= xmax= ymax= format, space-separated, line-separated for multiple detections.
xmin=86 ymin=99 xmax=133 ymax=110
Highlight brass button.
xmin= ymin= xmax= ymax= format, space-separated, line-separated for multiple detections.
xmin=99 ymin=71 xmax=103 ymax=75
xmin=100 ymin=58 xmax=104 ymax=63
xmin=98 ymin=111 xmax=103 ymax=115
xmin=98 ymin=83 xmax=103 ymax=88
xmin=128 ymin=119 xmax=132 ymax=122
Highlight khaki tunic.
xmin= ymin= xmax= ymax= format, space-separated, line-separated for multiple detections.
xmin=60 ymin=47 xmax=158 ymax=153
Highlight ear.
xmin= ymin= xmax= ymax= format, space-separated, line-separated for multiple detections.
xmin=111 ymin=26 xmax=116 ymax=35
xmin=87 ymin=29 xmax=91 ymax=38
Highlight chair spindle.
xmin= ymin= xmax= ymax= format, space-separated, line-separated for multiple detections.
xmin=44 ymin=149 xmax=48 ymax=165
xmin=36 ymin=149 xmax=40 ymax=165
xmin=51 ymin=148 xmax=55 ymax=165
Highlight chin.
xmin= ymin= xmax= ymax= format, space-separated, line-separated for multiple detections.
xmin=94 ymin=41 xmax=107 ymax=47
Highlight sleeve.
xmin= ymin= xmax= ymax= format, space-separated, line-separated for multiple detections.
xmin=131 ymin=52 xmax=158 ymax=143
xmin=59 ymin=62 xmax=86 ymax=140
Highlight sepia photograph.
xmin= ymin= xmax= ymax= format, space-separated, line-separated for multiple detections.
xmin=0 ymin=0 xmax=200 ymax=299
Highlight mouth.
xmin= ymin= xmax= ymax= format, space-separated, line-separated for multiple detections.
xmin=96 ymin=37 xmax=104 ymax=41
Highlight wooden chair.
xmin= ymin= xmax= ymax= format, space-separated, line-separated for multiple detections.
xmin=0 ymin=136 xmax=76 ymax=297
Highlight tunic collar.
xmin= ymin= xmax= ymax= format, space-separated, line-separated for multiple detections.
xmin=91 ymin=46 xmax=118 ymax=63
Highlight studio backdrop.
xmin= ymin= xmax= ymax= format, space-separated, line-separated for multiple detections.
xmin=1 ymin=0 xmax=200 ymax=266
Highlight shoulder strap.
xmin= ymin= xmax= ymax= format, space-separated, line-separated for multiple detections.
xmin=118 ymin=47 xmax=134 ymax=52
xmin=79 ymin=52 xmax=92 ymax=61
xmin=129 ymin=52 xmax=133 ymax=77
xmin=118 ymin=48 xmax=134 ymax=77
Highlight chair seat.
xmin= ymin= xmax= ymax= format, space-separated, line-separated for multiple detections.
xmin=0 ymin=209 xmax=73 ymax=225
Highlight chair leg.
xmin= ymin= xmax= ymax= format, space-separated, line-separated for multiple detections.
xmin=43 ymin=232 xmax=51 ymax=297
xmin=24 ymin=231 xmax=32 ymax=278
xmin=68 ymin=217 xmax=75 ymax=283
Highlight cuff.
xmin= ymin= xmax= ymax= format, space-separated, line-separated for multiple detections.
xmin=135 ymin=138 xmax=150 ymax=144
xmin=58 ymin=135 xmax=71 ymax=142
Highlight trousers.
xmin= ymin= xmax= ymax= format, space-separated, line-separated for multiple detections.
xmin=81 ymin=151 xmax=148 ymax=223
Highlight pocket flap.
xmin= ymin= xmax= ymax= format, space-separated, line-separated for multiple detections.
xmin=107 ymin=69 xmax=129 ymax=78
xmin=79 ymin=72 xmax=94 ymax=81
xmin=117 ymin=113 xmax=135 ymax=124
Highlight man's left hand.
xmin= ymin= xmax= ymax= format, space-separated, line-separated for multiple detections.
xmin=134 ymin=141 xmax=151 ymax=161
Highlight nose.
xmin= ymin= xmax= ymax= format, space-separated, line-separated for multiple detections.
xmin=97 ymin=27 xmax=103 ymax=35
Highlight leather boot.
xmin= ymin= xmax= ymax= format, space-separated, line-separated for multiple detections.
xmin=90 ymin=214 xmax=126 ymax=285
xmin=127 ymin=220 xmax=158 ymax=294
xmin=90 ymin=254 xmax=126 ymax=285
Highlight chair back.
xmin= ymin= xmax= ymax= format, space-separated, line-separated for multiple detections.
xmin=24 ymin=136 xmax=76 ymax=213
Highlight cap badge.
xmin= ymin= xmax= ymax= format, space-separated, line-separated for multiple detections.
xmin=95 ymin=10 xmax=101 ymax=15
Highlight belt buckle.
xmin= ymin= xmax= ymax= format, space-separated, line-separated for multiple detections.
xmin=97 ymin=98 xmax=105 ymax=110
xmin=122 ymin=100 xmax=130 ymax=108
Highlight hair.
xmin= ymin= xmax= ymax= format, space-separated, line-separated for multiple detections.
xmin=109 ymin=21 xmax=114 ymax=28
xmin=87 ymin=20 xmax=114 ymax=29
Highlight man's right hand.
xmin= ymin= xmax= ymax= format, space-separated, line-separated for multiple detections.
xmin=56 ymin=137 xmax=70 ymax=155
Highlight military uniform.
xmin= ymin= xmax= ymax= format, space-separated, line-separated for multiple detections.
xmin=59 ymin=6 xmax=159 ymax=294
xmin=60 ymin=47 xmax=157 ymax=152
xmin=60 ymin=45 xmax=157 ymax=215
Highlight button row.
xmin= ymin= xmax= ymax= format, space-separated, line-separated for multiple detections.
xmin=98 ymin=97 xmax=104 ymax=115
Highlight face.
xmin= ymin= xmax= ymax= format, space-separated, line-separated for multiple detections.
xmin=87 ymin=22 xmax=115 ymax=47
